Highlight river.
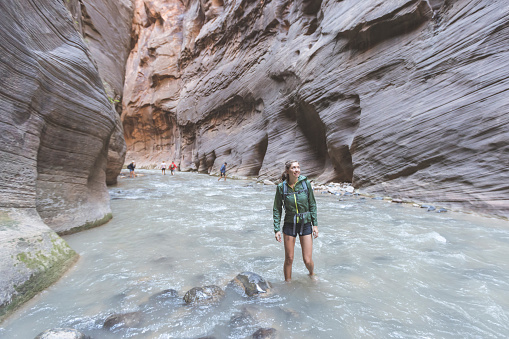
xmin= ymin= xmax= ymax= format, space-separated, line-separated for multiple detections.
xmin=1 ymin=170 xmax=509 ymax=338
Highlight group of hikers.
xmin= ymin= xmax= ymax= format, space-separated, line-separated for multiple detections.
xmin=125 ymin=161 xmax=227 ymax=179
xmin=126 ymin=158 xmax=317 ymax=282
xmin=160 ymin=161 xmax=178 ymax=175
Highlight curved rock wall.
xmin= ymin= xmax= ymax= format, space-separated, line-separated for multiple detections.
xmin=123 ymin=0 xmax=509 ymax=218
xmin=0 ymin=0 xmax=128 ymax=321
xmin=63 ymin=0 xmax=133 ymax=184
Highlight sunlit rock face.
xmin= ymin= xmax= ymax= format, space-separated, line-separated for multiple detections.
xmin=0 ymin=0 xmax=127 ymax=320
xmin=123 ymin=0 xmax=509 ymax=218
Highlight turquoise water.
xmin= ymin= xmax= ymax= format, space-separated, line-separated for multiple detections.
xmin=1 ymin=170 xmax=509 ymax=338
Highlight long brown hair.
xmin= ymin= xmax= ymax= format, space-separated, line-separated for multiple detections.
xmin=281 ymin=160 xmax=299 ymax=182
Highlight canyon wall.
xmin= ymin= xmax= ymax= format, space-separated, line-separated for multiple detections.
xmin=0 ymin=0 xmax=128 ymax=321
xmin=64 ymin=0 xmax=133 ymax=184
xmin=123 ymin=0 xmax=509 ymax=218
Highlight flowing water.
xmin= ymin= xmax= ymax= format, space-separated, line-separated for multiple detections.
xmin=1 ymin=170 xmax=509 ymax=338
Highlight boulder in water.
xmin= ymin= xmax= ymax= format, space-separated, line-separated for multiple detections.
xmin=103 ymin=311 xmax=143 ymax=330
xmin=35 ymin=328 xmax=90 ymax=339
xmin=232 ymin=272 xmax=272 ymax=297
xmin=183 ymin=285 xmax=225 ymax=304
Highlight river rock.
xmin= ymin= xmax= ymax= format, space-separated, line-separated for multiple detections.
xmin=231 ymin=272 xmax=272 ymax=297
xmin=121 ymin=0 xmax=509 ymax=219
xmin=251 ymin=327 xmax=277 ymax=339
xmin=34 ymin=328 xmax=90 ymax=339
xmin=149 ymin=288 xmax=179 ymax=301
xmin=183 ymin=285 xmax=225 ymax=304
xmin=103 ymin=311 xmax=143 ymax=330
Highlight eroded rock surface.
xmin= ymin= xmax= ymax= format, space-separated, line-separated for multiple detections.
xmin=123 ymin=0 xmax=509 ymax=218
xmin=0 ymin=0 xmax=127 ymax=321
xmin=63 ymin=0 xmax=132 ymax=184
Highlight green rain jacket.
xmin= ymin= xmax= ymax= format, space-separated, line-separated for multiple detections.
xmin=273 ymin=175 xmax=317 ymax=233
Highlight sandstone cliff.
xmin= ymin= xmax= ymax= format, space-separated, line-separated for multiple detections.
xmin=123 ymin=0 xmax=509 ymax=218
xmin=0 ymin=0 xmax=128 ymax=321
xmin=64 ymin=0 xmax=133 ymax=184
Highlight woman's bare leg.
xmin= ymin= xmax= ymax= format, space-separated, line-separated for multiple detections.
xmin=300 ymin=234 xmax=314 ymax=277
xmin=283 ymin=234 xmax=296 ymax=281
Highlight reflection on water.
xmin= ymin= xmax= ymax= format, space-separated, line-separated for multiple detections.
xmin=1 ymin=170 xmax=509 ymax=338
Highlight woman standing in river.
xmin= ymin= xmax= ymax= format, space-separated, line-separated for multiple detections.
xmin=273 ymin=160 xmax=318 ymax=281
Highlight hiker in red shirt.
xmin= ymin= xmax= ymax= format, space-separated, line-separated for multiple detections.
xmin=169 ymin=161 xmax=177 ymax=175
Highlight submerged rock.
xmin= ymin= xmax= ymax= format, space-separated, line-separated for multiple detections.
xmin=251 ymin=327 xmax=277 ymax=339
xmin=183 ymin=285 xmax=225 ymax=304
xmin=103 ymin=311 xmax=143 ymax=330
xmin=35 ymin=328 xmax=90 ymax=339
xmin=229 ymin=305 xmax=257 ymax=327
xmin=149 ymin=288 xmax=179 ymax=301
xmin=231 ymin=272 xmax=272 ymax=297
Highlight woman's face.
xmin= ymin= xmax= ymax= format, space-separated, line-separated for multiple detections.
xmin=287 ymin=162 xmax=300 ymax=180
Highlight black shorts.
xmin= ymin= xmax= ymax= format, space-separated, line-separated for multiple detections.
xmin=283 ymin=222 xmax=312 ymax=237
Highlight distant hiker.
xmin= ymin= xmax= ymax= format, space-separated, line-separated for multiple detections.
xmin=127 ymin=161 xmax=136 ymax=178
xmin=273 ymin=160 xmax=318 ymax=282
xmin=161 ymin=161 xmax=167 ymax=175
xmin=169 ymin=161 xmax=177 ymax=175
xmin=218 ymin=162 xmax=227 ymax=181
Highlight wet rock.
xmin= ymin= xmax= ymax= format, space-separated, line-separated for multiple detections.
xmin=373 ymin=197 xmax=384 ymax=200
xmin=231 ymin=272 xmax=272 ymax=297
xmin=392 ymin=199 xmax=403 ymax=203
xmin=251 ymin=327 xmax=277 ymax=339
xmin=436 ymin=208 xmax=448 ymax=213
xmin=183 ymin=285 xmax=225 ymax=304
xmin=149 ymin=288 xmax=179 ymax=301
xmin=103 ymin=311 xmax=143 ymax=330
xmin=229 ymin=305 xmax=258 ymax=327
xmin=34 ymin=328 xmax=89 ymax=339
xmin=427 ymin=206 xmax=437 ymax=212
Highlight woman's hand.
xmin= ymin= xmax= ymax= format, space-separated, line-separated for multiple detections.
xmin=275 ymin=231 xmax=282 ymax=243
xmin=312 ymin=226 xmax=318 ymax=239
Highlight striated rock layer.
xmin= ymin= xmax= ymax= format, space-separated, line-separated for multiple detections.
xmin=0 ymin=0 xmax=127 ymax=321
xmin=63 ymin=0 xmax=133 ymax=184
xmin=123 ymin=0 xmax=509 ymax=218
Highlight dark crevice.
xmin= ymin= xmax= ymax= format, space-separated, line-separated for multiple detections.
xmin=385 ymin=155 xmax=446 ymax=181
xmin=335 ymin=0 xmax=432 ymax=53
